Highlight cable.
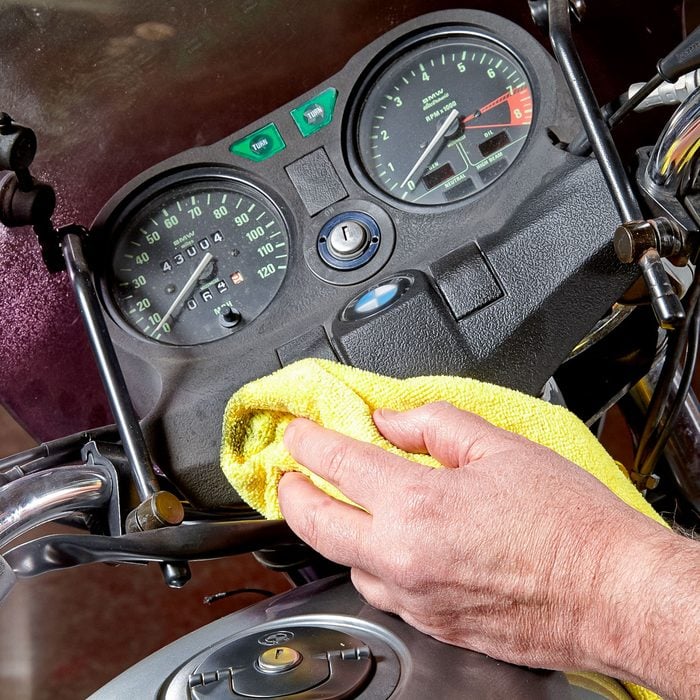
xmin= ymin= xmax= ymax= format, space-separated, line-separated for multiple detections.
xmin=633 ymin=268 xmax=700 ymax=479
xmin=203 ymin=588 xmax=274 ymax=605
xmin=608 ymin=74 xmax=665 ymax=130
xmin=639 ymin=292 xmax=699 ymax=477
xmin=0 ymin=425 xmax=119 ymax=476
xmin=568 ymin=97 xmax=622 ymax=156
xmin=568 ymin=26 xmax=700 ymax=156
xmin=568 ymin=75 xmax=669 ymax=157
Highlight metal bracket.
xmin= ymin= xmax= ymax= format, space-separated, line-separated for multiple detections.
xmin=81 ymin=441 xmax=124 ymax=537
xmin=4 ymin=520 xmax=298 ymax=580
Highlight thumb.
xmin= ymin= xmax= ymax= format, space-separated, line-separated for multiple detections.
xmin=373 ymin=401 xmax=518 ymax=467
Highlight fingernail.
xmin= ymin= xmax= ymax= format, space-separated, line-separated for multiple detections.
xmin=375 ymin=408 xmax=398 ymax=420
xmin=283 ymin=420 xmax=298 ymax=444
xmin=285 ymin=417 xmax=306 ymax=431
xmin=284 ymin=417 xmax=310 ymax=443
xmin=278 ymin=470 xmax=292 ymax=489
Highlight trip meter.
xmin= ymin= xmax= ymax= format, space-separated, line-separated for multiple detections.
xmin=352 ymin=30 xmax=534 ymax=206
xmin=105 ymin=173 xmax=289 ymax=346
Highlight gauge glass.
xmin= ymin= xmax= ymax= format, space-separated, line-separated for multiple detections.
xmin=355 ymin=33 xmax=534 ymax=206
xmin=108 ymin=178 xmax=289 ymax=345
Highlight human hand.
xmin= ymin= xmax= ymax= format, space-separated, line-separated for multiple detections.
xmin=278 ymin=402 xmax=697 ymax=697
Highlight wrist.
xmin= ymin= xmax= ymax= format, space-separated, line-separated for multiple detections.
xmin=582 ymin=515 xmax=700 ymax=699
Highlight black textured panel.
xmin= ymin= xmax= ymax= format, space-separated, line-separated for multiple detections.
xmin=285 ymin=148 xmax=348 ymax=216
xmin=431 ymin=243 xmax=504 ymax=319
xmin=332 ymin=272 xmax=472 ymax=378
xmin=277 ymin=327 xmax=339 ymax=365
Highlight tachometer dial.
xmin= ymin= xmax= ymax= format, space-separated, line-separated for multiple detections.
xmin=353 ymin=31 xmax=534 ymax=206
xmin=108 ymin=177 xmax=289 ymax=345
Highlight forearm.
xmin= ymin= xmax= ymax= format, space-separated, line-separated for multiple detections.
xmin=588 ymin=520 xmax=700 ymax=700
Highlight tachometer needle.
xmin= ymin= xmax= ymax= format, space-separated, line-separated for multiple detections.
xmin=401 ymin=108 xmax=459 ymax=188
xmin=462 ymin=94 xmax=507 ymax=125
xmin=153 ymin=252 xmax=214 ymax=333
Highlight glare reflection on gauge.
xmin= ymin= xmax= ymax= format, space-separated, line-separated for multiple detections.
xmin=108 ymin=177 xmax=289 ymax=345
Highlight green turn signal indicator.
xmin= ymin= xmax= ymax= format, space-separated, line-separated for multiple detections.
xmin=290 ymin=88 xmax=338 ymax=137
xmin=230 ymin=123 xmax=286 ymax=162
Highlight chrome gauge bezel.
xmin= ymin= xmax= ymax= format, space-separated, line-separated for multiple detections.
xmin=97 ymin=166 xmax=292 ymax=348
xmin=345 ymin=25 xmax=537 ymax=211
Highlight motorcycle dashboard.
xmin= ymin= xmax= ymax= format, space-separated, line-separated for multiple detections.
xmin=98 ymin=16 xmax=537 ymax=348
xmin=90 ymin=9 xmax=634 ymax=509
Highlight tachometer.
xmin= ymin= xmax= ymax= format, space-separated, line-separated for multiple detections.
xmin=353 ymin=30 xmax=534 ymax=206
xmin=107 ymin=176 xmax=289 ymax=345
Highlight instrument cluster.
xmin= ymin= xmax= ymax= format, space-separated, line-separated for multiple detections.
xmin=98 ymin=16 xmax=535 ymax=347
xmin=91 ymin=10 xmax=630 ymax=509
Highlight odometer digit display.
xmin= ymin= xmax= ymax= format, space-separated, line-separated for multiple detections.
xmin=354 ymin=32 xmax=534 ymax=206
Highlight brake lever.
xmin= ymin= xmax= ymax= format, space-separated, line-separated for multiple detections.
xmin=4 ymin=520 xmax=298 ymax=580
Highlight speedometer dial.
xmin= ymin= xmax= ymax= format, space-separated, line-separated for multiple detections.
xmin=354 ymin=31 xmax=534 ymax=206
xmin=108 ymin=177 xmax=289 ymax=345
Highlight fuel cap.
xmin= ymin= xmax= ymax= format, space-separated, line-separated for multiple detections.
xmin=189 ymin=625 xmax=373 ymax=699
xmin=257 ymin=646 xmax=302 ymax=674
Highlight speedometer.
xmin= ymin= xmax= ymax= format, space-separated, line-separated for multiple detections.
xmin=352 ymin=30 xmax=534 ymax=206
xmin=107 ymin=175 xmax=289 ymax=346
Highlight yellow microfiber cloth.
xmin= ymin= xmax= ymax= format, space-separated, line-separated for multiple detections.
xmin=220 ymin=358 xmax=667 ymax=700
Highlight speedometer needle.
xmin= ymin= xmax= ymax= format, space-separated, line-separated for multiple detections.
xmin=400 ymin=108 xmax=459 ymax=188
xmin=153 ymin=252 xmax=214 ymax=334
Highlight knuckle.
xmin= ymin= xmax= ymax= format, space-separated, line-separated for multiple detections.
xmin=400 ymin=478 xmax=444 ymax=521
xmin=284 ymin=419 xmax=307 ymax=452
xmin=322 ymin=439 xmax=352 ymax=484
xmin=358 ymin=586 xmax=383 ymax=611
xmin=298 ymin=498 xmax=331 ymax=550
xmin=397 ymin=558 xmax=424 ymax=593
xmin=384 ymin=545 xmax=424 ymax=592
xmin=419 ymin=400 xmax=457 ymax=422
xmin=351 ymin=571 xmax=382 ymax=608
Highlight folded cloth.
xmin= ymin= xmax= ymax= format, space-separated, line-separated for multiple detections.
xmin=221 ymin=358 xmax=663 ymax=524
xmin=220 ymin=358 xmax=666 ymax=700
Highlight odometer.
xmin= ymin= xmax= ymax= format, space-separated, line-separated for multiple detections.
xmin=107 ymin=176 xmax=289 ymax=345
xmin=353 ymin=31 xmax=534 ymax=206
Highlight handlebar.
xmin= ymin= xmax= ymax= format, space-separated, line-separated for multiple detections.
xmin=0 ymin=464 xmax=113 ymax=550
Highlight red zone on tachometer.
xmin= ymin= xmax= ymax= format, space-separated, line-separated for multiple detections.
xmin=461 ymin=86 xmax=533 ymax=129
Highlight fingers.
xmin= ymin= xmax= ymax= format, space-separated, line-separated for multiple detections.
xmin=373 ymin=401 xmax=519 ymax=467
xmin=283 ymin=417 xmax=424 ymax=511
xmin=278 ymin=471 xmax=377 ymax=573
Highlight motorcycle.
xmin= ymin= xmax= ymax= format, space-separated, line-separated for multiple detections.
xmin=0 ymin=0 xmax=697 ymax=697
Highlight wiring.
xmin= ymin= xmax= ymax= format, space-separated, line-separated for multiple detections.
xmin=633 ymin=268 xmax=700 ymax=482
xmin=203 ymin=588 xmax=275 ymax=605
